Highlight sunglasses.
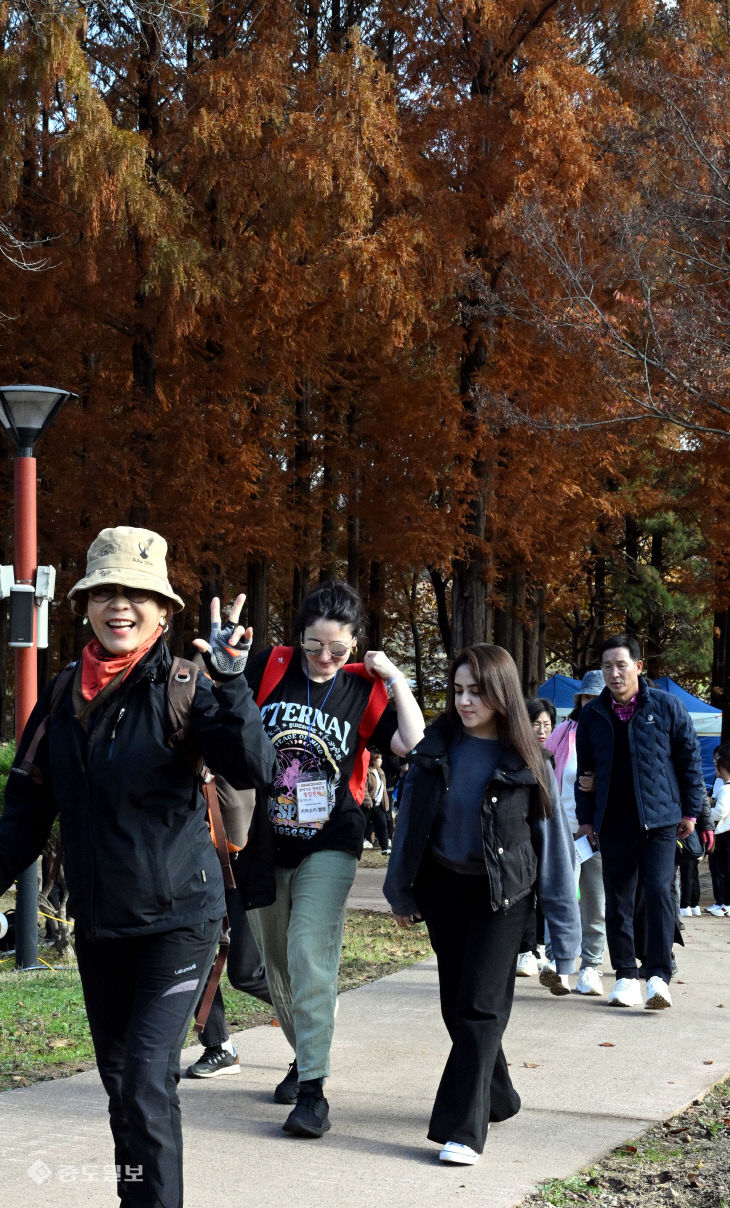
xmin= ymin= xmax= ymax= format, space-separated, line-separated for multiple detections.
xmin=88 ymin=585 xmax=153 ymax=604
xmin=301 ymin=640 xmax=353 ymax=659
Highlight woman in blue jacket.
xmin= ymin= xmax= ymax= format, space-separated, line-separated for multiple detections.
xmin=384 ymin=644 xmax=580 ymax=1166
xmin=0 ymin=526 xmax=276 ymax=1208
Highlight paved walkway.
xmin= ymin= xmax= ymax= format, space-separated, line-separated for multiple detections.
xmin=2 ymin=871 xmax=729 ymax=1207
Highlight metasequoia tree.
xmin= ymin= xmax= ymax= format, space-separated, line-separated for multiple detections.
xmin=0 ymin=0 xmax=725 ymax=704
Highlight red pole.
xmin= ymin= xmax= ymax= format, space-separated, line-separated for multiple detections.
xmin=13 ymin=453 xmax=40 ymax=968
xmin=14 ymin=455 xmax=38 ymax=735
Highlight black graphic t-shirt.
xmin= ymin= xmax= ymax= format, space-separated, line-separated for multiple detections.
xmin=245 ymin=648 xmax=399 ymax=867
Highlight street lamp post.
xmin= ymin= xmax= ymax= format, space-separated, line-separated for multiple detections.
xmin=0 ymin=384 xmax=75 ymax=969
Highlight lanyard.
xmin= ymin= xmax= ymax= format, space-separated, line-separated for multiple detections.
xmin=305 ymin=665 xmax=339 ymax=761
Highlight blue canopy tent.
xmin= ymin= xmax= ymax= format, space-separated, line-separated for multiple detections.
xmin=537 ymin=674 xmax=721 ymax=790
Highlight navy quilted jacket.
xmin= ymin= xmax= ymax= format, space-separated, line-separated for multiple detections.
xmin=575 ymin=679 xmax=705 ymax=832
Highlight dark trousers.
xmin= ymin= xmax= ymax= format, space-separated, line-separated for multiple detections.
xmin=365 ymin=806 xmax=390 ymax=851
xmin=200 ymin=887 xmax=271 ymax=1048
xmin=599 ymin=823 xmax=676 ymax=983
xmin=517 ymin=895 xmax=544 ymax=956
xmin=415 ymin=855 xmax=529 ymax=1154
xmin=677 ymin=850 xmax=700 ymax=908
xmin=711 ymin=831 xmax=730 ymax=905
xmin=76 ymin=919 xmax=220 ymax=1208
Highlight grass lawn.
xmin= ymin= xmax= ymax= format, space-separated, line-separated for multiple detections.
xmin=0 ymin=907 xmax=431 ymax=1093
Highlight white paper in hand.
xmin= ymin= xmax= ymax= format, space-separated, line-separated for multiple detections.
xmin=574 ymin=835 xmax=596 ymax=865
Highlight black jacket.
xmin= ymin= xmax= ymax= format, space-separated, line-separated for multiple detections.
xmin=0 ymin=639 xmax=276 ymax=940
xmin=575 ymin=680 xmax=706 ymax=833
xmin=383 ymin=716 xmax=580 ymax=969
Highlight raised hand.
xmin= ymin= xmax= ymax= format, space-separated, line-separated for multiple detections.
xmin=193 ymin=593 xmax=252 ymax=679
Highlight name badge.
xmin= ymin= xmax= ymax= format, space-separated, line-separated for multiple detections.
xmin=295 ymin=775 xmax=330 ymax=824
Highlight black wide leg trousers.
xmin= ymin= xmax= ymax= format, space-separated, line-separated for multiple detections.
xmin=415 ymin=855 xmax=530 ymax=1154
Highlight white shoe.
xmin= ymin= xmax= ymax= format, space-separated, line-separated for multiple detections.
xmin=362 ymin=840 xmax=373 ymax=849
xmin=679 ymin=907 xmax=692 ymax=917
xmin=539 ymin=963 xmax=571 ymax=996
xmin=576 ymin=967 xmax=603 ymax=996
xmin=515 ymin=951 xmax=539 ymax=977
xmin=439 ymin=1141 xmax=479 ymax=1165
xmin=691 ymin=906 xmax=702 ymax=916
xmin=645 ymin=975 xmax=672 ymax=1010
xmin=608 ymin=977 xmax=642 ymax=1007
xmin=706 ymin=904 xmax=727 ymax=916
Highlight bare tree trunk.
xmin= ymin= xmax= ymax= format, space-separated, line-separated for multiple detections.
xmin=712 ymin=607 xmax=730 ymax=741
xmin=428 ymin=568 xmax=452 ymax=656
xmin=406 ymin=573 xmax=425 ymax=710
xmin=246 ymin=558 xmax=268 ymax=655
xmin=367 ymin=561 xmax=384 ymax=650
xmin=291 ymin=379 xmax=313 ymax=614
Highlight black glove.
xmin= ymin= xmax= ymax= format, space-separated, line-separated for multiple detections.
xmin=202 ymin=619 xmax=252 ymax=680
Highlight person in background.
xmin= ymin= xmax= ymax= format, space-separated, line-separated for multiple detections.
xmin=677 ymin=790 xmax=714 ymax=918
xmin=528 ymin=698 xmax=556 ymax=746
xmin=0 ymin=526 xmax=276 ymax=1208
xmin=363 ymin=748 xmax=391 ymax=855
xmin=514 ymin=698 xmax=557 ymax=977
xmin=391 ymin=759 xmax=411 ymax=817
xmin=540 ymin=671 xmax=605 ymax=996
xmin=384 ymin=645 xmax=579 ymax=1166
xmin=707 ymin=743 xmax=730 ymax=916
xmin=575 ymin=634 xmax=705 ymax=1009
xmin=706 ymin=747 xmax=726 ymax=915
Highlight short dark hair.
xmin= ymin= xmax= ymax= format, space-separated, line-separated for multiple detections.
xmin=294 ymin=580 xmax=364 ymax=641
xmin=600 ymin=633 xmax=642 ymax=662
xmin=525 ymin=698 xmax=556 ymax=727
xmin=715 ymin=741 xmax=730 ymax=774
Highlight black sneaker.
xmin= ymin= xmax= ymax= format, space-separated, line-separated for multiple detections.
xmin=186 ymin=1045 xmax=240 ymax=1078
xmin=273 ymin=1059 xmax=299 ymax=1105
xmin=282 ymin=1080 xmax=331 ymax=1138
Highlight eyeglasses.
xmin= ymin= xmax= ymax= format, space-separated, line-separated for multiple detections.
xmin=532 ymin=720 xmax=552 ymax=733
xmin=301 ymin=639 xmax=353 ymax=659
xmin=88 ymin=585 xmax=153 ymax=604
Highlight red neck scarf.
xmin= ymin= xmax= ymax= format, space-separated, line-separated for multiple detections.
xmin=81 ymin=631 xmax=162 ymax=701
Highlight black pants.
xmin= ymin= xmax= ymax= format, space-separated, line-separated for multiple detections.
xmin=599 ymin=823 xmax=676 ymax=983
xmin=711 ymin=831 xmax=730 ymax=905
xmin=415 ymin=855 xmax=529 ymax=1154
xmin=677 ymin=850 xmax=700 ymax=908
xmin=517 ymin=895 xmax=544 ymax=956
xmin=365 ymin=806 xmax=390 ymax=851
xmin=199 ymin=887 xmax=271 ymax=1048
xmin=76 ymin=919 xmax=220 ymax=1208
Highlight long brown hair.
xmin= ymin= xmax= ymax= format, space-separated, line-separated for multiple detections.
xmin=447 ymin=644 xmax=553 ymax=818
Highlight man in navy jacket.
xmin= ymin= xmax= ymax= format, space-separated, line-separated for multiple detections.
xmin=575 ymin=634 xmax=705 ymax=1010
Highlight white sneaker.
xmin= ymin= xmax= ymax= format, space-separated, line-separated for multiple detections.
xmin=576 ymin=967 xmax=603 ymax=996
xmin=706 ymin=904 xmax=727 ymax=917
xmin=539 ymin=964 xmax=571 ymax=996
xmin=645 ymin=975 xmax=672 ymax=1010
xmin=608 ymin=977 xmax=642 ymax=1007
xmin=679 ymin=907 xmax=692 ymax=917
xmin=691 ymin=906 xmax=702 ymax=916
xmin=439 ymin=1141 xmax=479 ymax=1165
xmin=515 ymin=951 xmax=539 ymax=977
xmin=362 ymin=840 xmax=373 ymax=849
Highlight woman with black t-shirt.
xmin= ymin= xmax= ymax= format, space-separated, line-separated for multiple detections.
xmin=244 ymin=581 xmax=424 ymax=1138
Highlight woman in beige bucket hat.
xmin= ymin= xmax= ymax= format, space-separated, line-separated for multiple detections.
xmin=0 ymin=525 xmax=276 ymax=1208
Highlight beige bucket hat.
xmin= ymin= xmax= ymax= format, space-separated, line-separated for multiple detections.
xmin=68 ymin=526 xmax=185 ymax=612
